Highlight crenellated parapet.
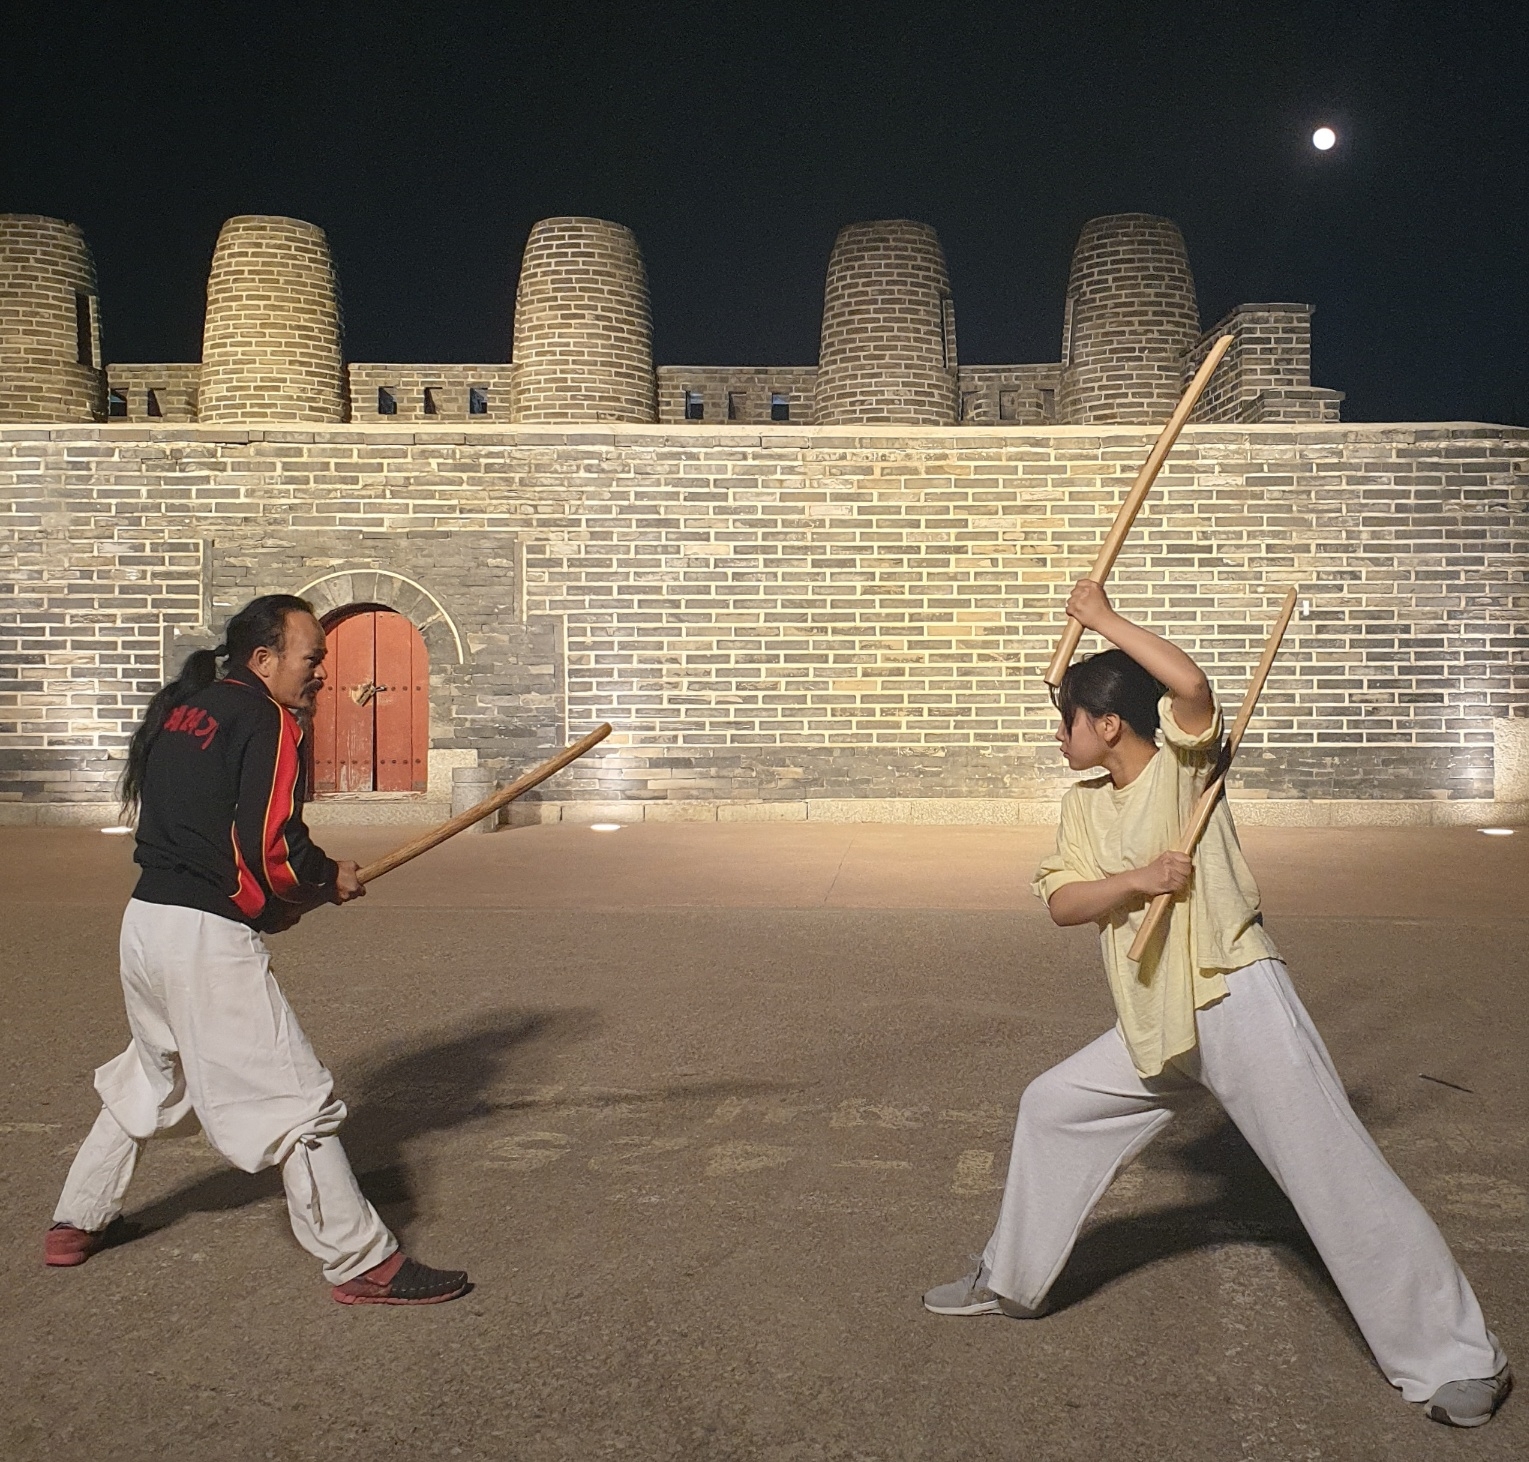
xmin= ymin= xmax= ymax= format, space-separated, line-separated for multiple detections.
xmin=6 ymin=209 xmax=1344 ymax=428
xmin=1184 ymin=306 xmax=1344 ymax=423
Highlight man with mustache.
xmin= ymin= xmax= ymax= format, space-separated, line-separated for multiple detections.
xmin=45 ymin=595 xmax=469 ymax=1305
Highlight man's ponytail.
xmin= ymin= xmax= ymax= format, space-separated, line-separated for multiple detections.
xmin=120 ymin=646 xmax=225 ymax=813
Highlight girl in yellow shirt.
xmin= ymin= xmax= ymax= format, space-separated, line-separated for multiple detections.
xmin=922 ymin=580 xmax=1511 ymax=1429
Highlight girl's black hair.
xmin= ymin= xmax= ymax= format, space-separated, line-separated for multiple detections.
xmin=1053 ymin=648 xmax=1165 ymax=742
xmin=120 ymin=594 xmax=315 ymax=813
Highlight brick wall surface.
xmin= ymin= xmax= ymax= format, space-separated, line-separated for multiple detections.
xmin=1057 ymin=214 xmax=1202 ymax=425
xmin=197 ymin=530 xmax=556 ymax=774
xmin=813 ymin=221 xmax=959 ymax=426
xmin=198 ymin=216 xmax=346 ymax=424
xmin=0 ymin=215 xmax=106 ymax=424
xmin=510 ymin=218 xmax=656 ymax=423
xmin=1 ymin=422 xmax=1523 ymax=808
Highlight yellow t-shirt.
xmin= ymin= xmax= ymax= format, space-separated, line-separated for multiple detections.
xmin=1031 ymin=694 xmax=1280 ymax=1078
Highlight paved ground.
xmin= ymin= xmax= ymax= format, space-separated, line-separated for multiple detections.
xmin=3 ymin=822 xmax=1525 ymax=1461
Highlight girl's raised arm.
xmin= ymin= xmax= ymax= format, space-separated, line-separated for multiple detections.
xmin=1061 ymin=580 xmax=1214 ymax=735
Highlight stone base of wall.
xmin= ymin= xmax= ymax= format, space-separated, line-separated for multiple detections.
xmin=10 ymin=797 xmax=1523 ymax=831
xmin=512 ymin=797 xmax=1529 ymax=829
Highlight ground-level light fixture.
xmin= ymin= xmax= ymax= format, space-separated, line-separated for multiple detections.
xmin=100 ymin=825 xmax=134 ymax=835
xmin=590 ymin=823 xmax=623 ymax=832
xmin=1477 ymin=827 xmax=1515 ymax=837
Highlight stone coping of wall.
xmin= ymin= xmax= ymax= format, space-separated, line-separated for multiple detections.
xmin=8 ymin=798 xmax=1525 ymax=830
xmin=4 ymin=420 xmax=1526 ymax=445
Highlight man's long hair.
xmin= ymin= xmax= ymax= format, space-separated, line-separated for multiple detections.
xmin=121 ymin=594 xmax=315 ymax=814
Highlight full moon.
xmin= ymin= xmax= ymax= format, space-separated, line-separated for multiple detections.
xmin=1312 ymin=126 xmax=1337 ymax=151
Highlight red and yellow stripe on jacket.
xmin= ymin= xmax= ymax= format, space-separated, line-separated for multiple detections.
xmin=259 ymin=703 xmax=306 ymax=901
xmin=227 ymin=674 xmax=335 ymax=921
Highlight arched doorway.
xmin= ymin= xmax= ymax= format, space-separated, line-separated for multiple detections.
xmin=312 ymin=606 xmax=430 ymax=793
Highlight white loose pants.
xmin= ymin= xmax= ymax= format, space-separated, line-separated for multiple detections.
xmin=54 ymin=899 xmax=395 ymax=1285
xmin=981 ymin=959 xmax=1505 ymax=1401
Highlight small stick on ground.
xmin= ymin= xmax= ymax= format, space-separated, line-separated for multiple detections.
xmin=1419 ymin=1074 xmax=1476 ymax=1095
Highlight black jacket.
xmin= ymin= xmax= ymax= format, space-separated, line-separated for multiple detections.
xmin=132 ymin=668 xmax=337 ymax=929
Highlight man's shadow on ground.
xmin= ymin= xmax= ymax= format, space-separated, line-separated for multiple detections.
xmin=112 ymin=1007 xmax=593 ymax=1244
xmin=111 ymin=1006 xmax=781 ymax=1248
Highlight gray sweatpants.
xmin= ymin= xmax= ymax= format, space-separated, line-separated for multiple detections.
xmin=53 ymin=899 xmax=395 ymax=1285
xmin=981 ymin=959 xmax=1505 ymax=1401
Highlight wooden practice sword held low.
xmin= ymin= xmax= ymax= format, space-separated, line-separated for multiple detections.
xmin=1044 ymin=334 xmax=1235 ymax=688
xmin=1126 ymin=590 xmax=1298 ymax=963
xmin=355 ymin=723 xmax=613 ymax=885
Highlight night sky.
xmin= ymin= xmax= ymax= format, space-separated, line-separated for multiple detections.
xmin=6 ymin=2 xmax=1527 ymax=424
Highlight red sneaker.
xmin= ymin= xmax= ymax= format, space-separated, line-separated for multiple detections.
xmin=331 ymin=1252 xmax=470 ymax=1305
xmin=45 ymin=1223 xmax=109 ymax=1267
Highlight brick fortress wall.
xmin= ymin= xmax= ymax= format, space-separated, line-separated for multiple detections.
xmin=0 ymin=215 xmax=106 ymax=424
xmin=1058 ymin=214 xmax=1202 ymax=425
xmin=1185 ymin=307 xmax=1343 ymax=425
xmin=509 ymin=218 xmax=656 ymax=423
xmin=813 ymin=221 xmax=959 ymax=425
xmin=1 ymin=421 xmax=1523 ymax=821
xmin=198 ymin=217 xmax=346 ymax=424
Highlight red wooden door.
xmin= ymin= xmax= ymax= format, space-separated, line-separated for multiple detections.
xmin=373 ymin=610 xmax=429 ymax=792
xmin=312 ymin=609 xmax=429 ymax=793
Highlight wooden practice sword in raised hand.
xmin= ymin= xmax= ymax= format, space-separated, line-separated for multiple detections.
xmin=356 ymin=723 xmax=613 ymax=885
xmin=1044 ymin=334 xmax=1234 ymax=688
xmin=1126 ymin=590 xmax=1298 ymax=963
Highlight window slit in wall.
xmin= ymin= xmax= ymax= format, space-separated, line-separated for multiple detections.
xmin=423 ymin=387 xmax=439 ymax=416
xmin=75 ymin=293 xmax=94 ymax=367
xmin=1039 ymin=387 xmax=1055 ymax=419
xmin=146 ymin=389 xmax=163 ymax=418
xmin=770 ymin=392 xmax=790 ymax=422
xmin=377 ymin=386 xmax=398 ymax=416
xmin=726 ymin=392 xmax=740 ymax=421
xmin=468 ymin=386 xmax=489 ymax=415
xmin=684 ymin=390 xmax=705 ymax=421
xmin=998 ymin=389 xmax=1018 ymax=423
xmin=107 ymin=389 xmax=127 ymax=418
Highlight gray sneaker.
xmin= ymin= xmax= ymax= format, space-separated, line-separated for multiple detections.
xmin=1426 ymin=1364 xmax=1512 ymax=1427
xmin=921 ymin=1259 xmax=1047 ymax=1318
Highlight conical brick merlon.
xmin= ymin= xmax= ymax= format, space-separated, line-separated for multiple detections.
xmin=0 ymin=215 xmax=106 ymax=422
xmin=198 ymin=216 xmax=345 ymax=423
xmin=812 ymin=220 xmax=958 ymax=426
xmin=511 ymin=218 xmax=656 ymax=423
xmin=1056 ymin=214 xmax=1201 ymax=425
